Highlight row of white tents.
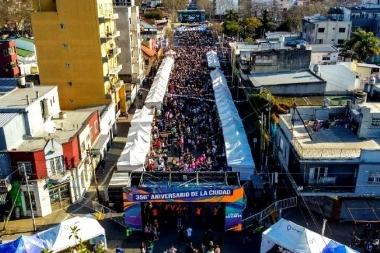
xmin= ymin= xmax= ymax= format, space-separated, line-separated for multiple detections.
xmin=117 ymin=56 xmax=174 ymax=172
xmin=0 ymin=216 xmax=106 ymax=253
xmin=261 ymin=218 xmax=358 ymax=253
xmin=206 ymin=50 xmax=221 ymax=68
xmin=210 ymin=67 xmax=255 ymax=181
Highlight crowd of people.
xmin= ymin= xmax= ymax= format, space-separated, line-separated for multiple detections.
xmin=146 ymin=29 xmax=228 ymax=174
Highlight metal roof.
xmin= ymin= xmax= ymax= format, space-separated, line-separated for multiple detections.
xmin=309 ymin=44 xmax=338 ymax=52
xmin=248 ymin=70 xmax=324 ymax=87
xmin=0 ymin=113 xmax=18 ymax=128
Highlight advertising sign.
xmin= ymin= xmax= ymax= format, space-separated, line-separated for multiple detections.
xmin=123 ymin=186 xmax=245 ymax=231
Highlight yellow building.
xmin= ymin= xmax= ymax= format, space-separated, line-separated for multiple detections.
xmin=31 ymin=0 xmax=126 ymax=113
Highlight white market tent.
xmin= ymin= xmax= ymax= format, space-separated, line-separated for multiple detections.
xmin=261 ymin=218 xmax=332 ymax=253
xmin=117 ymin=103 xmax=154 ymax=172
xmin=210 ymin=68 xmax=255 ymax=180
xmin=117 ymin=138 xmax=150 ymax=171
xmin=206 ymin=50 xmax=221 ymax=68
xmin=131 ymin=106 xmax=154 ymax=124
xmin=145 ymin=56 xmax=175 ymax=109
xmin=38 ymin=216 xmax=106 ymax=253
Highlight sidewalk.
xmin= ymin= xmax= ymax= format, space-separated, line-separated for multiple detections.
xmin=0 ymin=94 xmax=148 ymax=243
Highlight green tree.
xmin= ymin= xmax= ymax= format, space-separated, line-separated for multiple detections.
xmin=244 ymin=37 xmax=254 ymax=43
xmin=161 ymin=0 xmax=187 ymax=22
xmin=277 ymin=17 xmax=300 ymax=32
xmin=197 ymin=0 xmax=214 ymax=20
xmin=223 ymin=21 xmax=242 ymax=36
xmin=144 ymin=11 xmax=163 ymax=20
xmin=243 ymin=17 xmax=262 ymax=38
xmin=344 ymin=29 xmax=380 ymax=62
xmin=225 ymin=9 xmax=239 ymax=22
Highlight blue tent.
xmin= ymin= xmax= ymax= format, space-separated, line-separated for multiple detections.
xmin=0 ymin=235 xmax=46 ymax=253
xmin=322 ymin=240 xmax=359 ymax=253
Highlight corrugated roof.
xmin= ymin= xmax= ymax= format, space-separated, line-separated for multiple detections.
xmin=141 ymin=45 xmax=156 ymax=57
xmin=0 ymin=79 xmax=18 ymax=93
xmin=0 ymin=113 xmax=18 ymax=127
xmin=309 ymin=44 xmax=338 ymax=52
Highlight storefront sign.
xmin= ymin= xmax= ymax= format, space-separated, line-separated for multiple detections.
xmin=133 ymin=188 xmax=233 ymax=201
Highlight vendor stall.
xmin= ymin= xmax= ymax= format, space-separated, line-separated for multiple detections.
xmin=38 ymin=216 xmax=106 ymax=252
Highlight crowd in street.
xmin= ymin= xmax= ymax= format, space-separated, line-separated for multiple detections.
xmin=146 ymin=29 xmax=228 ymax=174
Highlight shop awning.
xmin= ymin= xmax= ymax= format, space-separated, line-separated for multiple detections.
xmin=141 ymin=45 xmax=156 ymax=57
xmin=0 ymin=192 xmax=7 ymax=205
xmin=92 ymin=134 xmax=110 ymax=152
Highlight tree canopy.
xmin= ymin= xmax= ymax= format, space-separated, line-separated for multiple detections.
xmin=344 ymin=29 xmax=380 ymax=62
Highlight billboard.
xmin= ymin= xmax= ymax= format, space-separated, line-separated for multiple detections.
xmin=177 ymin=10 xmax=206 ymax=23
xmin=123 ymin=186 xmax=244 ymax=231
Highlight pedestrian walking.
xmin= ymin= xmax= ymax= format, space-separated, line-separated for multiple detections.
xmin=186 ymin=226 xmax=193 ymax=244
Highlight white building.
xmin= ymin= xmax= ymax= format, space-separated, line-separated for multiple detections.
xmin=214 ymin=0 xmax=239 ymax=16
xmin=301 ymin=14 xmax=351 ymax=46
xmin=310 ymin=64 xmax=361 ymax=94
xmin=114 ymin=0 xmax=145 ymax=108
xmin=308 ymin=44 xmax=340 ymax=65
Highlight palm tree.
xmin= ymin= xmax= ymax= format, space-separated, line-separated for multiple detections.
xmin=225 ymin=9 xmax=239 ymax=22
xmin=344 ymin=28 xmax=380 ymax=62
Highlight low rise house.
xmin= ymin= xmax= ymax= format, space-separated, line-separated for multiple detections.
xmin=248 ymin=70 xmax=326 ymax=96
xmin=308 ymin=44 xmax=340 ymax=65
xmin=276 ymin=98 xmax=380 ymax=220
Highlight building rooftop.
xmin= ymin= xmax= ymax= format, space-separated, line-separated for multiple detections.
xmin=16 ymin=48 xmax=34 ymax=57
xmin=15 ymin=110 xmax=95 ymax=151
xmin=248 ymin=70 xmax=324 ymax=87
xmin=280 ymin=114 xmax=380 ymax=159
xmin=0 ymin=79 xmax=18 ymax=95
xmin=357 ymin=63 xmax=380 ymax=69
xmin=308 ymin=44 xmax=338 ymax=53
xmin=348 ymin=4 xmax=380 ymax=10
xmin=0 ymin=86 xmax=57 ymax=111
xmin=0 ymin=113 xmax=19 ymax=128
xmin=361 ymin=102 xmax=380 ymax=113
xmin=265 ymin=31 xmax=300 ymax=40
xmin=18 ymin=37 xmax=34 ymax=43
xmin=303 ymin=14 xmax=330 ymax=22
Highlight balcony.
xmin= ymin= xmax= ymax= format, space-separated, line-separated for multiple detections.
xmin=102 ymin=30 xmax=120 ymax=39
xmin=104 ymin=13 xmax=119 ymax=19
xmin=109 ymin=64 xmax=122 ymax=75
xmin=108 ymin=47 xmax=121 ymax=57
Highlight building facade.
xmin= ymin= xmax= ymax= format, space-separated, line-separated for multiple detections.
xmin=114 ymin=0 xmax=145 ymax=109
xmin=301 ymin=14 xmax=351 ymax=46
xmin=0 ymin=39 xmax=20 ymax=78
xmin=31 ymin=0 xmax=126 ymax=113
xmin=276 ymin=100 xmax=380 ymax=203
xmin=308 ymin=44 xmax=340 ymax=65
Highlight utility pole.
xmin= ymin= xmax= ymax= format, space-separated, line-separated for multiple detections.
xmin=87 ymin=148 xmax=101 ymax=202
xmin=23 ymin=163 xmax=36 ymax=232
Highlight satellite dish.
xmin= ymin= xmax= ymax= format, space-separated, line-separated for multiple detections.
xmin=44 ymin=120 xmax=57 ymax=134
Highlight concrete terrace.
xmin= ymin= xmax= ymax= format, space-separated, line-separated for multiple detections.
xmin=248 ymin=70 xmax=324 ymax=87
xmin=280 ymin=114 xmax=380 ymax=159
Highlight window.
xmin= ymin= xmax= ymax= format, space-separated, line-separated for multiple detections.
xmin=337 ymin=39 xmax=344 ymax=44
xmin=65 ymin=63 xmax=70 ymax=68
xmin=18 ymin=162 xmax=32 ymax=175
xmin=318 ymin=28 xmax=325 ymax=33
xmin=63 ymin=43 xmax=68 ymax=49
xmin=309 ymin=167 xmax=328 ymax=183
xmin=3 ymin=48 xmax=9 ymax=57
xmin=48 ymin=156 xmax=64 ymax=176
xmin=339 ymin=27 xmax=346 ymax=33
xmin=81 ymin=141 xmax=86 ymax=159
xmin=94 ymin=120 xmax=99 ymax=133
xmin=368 ymin=171 xmax=380 ymax=184
xmin=316 ymin=39 xmax=324 ymax=44
xmin=322 ymin=57 xmax=330 ymax=60
xmin=60 ymin=23 xmax=65 ymax=29
xmin=372 ymin=117 xmax=380 ymax=126
xmin=24 ymin=191 xmax=37 ymax=212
